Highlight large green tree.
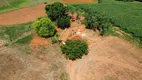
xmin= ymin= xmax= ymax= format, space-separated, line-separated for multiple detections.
xmin=33 ymin=18 xmax=55 ymax=37
xmin=45 ymin=2 xmax=68 ymax=21
xmin=56 ymin=15 xmax=71 ymax=29
xmin=60 ymin=40 xmax=88 ymax=60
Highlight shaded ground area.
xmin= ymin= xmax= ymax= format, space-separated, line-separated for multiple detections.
xmin=66 ymin=30 xmax=142 ymax=80
xmin=0 ymin=3 xmax=46 ymax=25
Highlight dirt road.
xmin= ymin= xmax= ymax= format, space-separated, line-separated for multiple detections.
xmin=66 ymin=30 xmax=142 ymax=80
xmin=0 ymin=3 xmax=46 ymax=25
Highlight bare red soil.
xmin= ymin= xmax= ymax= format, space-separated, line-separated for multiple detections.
xmin=0 ymin=3 xmax=46 ymax=25
xmin=63 ymin=0 xmax=93 ymax=2
xmin=30 ymin=34 xmax=49 ymax=48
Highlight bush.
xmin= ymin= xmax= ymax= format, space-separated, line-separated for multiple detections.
xmin=45 ymin=2 xmax=68 ymax=21
xmin=50 ymin=34 xmax=60 ymax=44
xmin=51 ymin=37 xmax=58 ymax=43
xmin=56 ymin=16 xmax=71 ymax=29
xmin=60 ymin=40 xmax=88 ymax=60
xmin=33 ymin=18 xmax=55 ymax=37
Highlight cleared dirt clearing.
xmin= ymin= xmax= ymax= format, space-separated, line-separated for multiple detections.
xmin=66 ymin=31 xmax=142 ymax=80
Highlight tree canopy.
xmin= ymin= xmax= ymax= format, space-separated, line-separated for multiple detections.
xmin=45 ymin=2 xmax=68 ymax=21
xmin=33 ymin=18 xmax=55 ymax=37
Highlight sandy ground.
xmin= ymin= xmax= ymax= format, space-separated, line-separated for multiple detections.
xmin=66 ymin=30 xmax=142 ymax=80
xmin=0 ymin=30 xmax=142 ymax=80
xmin=63 ymin=0 xmax=93 ymax=2
xmin=0 ymin=43 xmax=67 ymax=80
xmin=0 ymin=3 xmax=46 ymax=25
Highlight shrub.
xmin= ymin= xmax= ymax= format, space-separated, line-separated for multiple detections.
xmin=51 ymin=37 xmax=58 ymax=43
xmin=100 ymin=22 xmax=113 ymax=35
xmin=56 ymin=16 xmax=71 ymax=29
xmin=33 ymin=18 xmax=55 ymax=37
xmin=50 ymin=33 xmax=60 ymax=44
xmin=60 ymin=40 xmax=88 ymax=60
xmin=45 ymin=2 xmax=68 ymax=21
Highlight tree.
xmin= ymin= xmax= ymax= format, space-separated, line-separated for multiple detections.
xmin=60 ymin=40 xmax=88 ymax=60
xmin=33 ymin=18 xmax=55 ymax=37
xmin=85 ymin=12 xmax=102 ymax=30
xmin=56 ymin=16 xmax=71 ymax=29
xmin=45 ymin=2 xmax=68 ymax=21
xmin=85 ymin=12 xmax=113 ymax=35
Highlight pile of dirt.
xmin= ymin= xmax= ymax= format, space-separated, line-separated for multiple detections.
xmin=30 ymin=34 xmax=50 ymax=48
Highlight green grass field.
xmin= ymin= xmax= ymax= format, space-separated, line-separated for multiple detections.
xmin=0 ymin=22 xmax=33 ymax=45
xmin=0 ymin=0 xmax=60 ymax=14
xmin=74 ymin=0 xmax=142 ymax=44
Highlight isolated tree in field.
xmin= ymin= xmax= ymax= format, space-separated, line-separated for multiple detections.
xmin=33 ymin=18 xmax=55 ymax=37
xmin=45 ymin=2 xmax=68 ymax=21
xmin=56 ymin=15 xmax=71 ymax=29
xmin=60 ymin=40 xmax=88 ymax=60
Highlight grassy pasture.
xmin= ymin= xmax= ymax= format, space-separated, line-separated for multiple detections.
xmin=74 ymin=0 xmax=142 ymax=45
xmin=0 ymin=22 xmax=33 ymax=44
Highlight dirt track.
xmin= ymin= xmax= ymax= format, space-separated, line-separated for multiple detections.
xmin=66 ymin=30 xmax=142 ymax=80
xmin=0 ymin=3 xmax=46 ymax=25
